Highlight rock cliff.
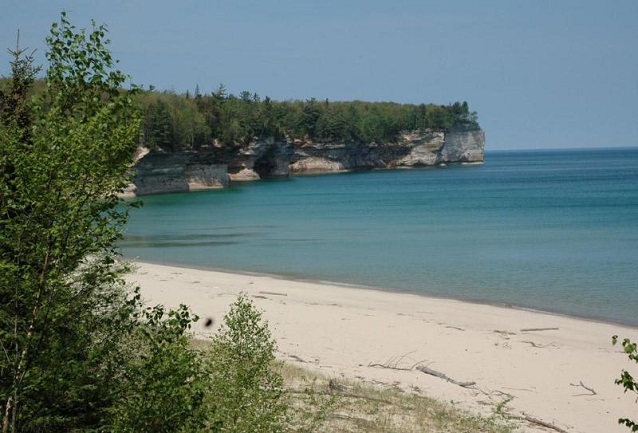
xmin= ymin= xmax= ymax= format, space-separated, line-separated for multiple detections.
xmin=130 ymin=128 xmax=484 ymax=195
xmin=131 ymin=152 xmax=229 ymax=195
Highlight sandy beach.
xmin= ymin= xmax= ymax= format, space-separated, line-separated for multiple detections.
xmin=128 ymin=261 xmax=637 ymax=433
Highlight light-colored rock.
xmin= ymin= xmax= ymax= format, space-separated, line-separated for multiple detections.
xmin=229 ymin=168 xmax=260 ymax=182
xmin=132 ymin=151 xmax=228 ymax=196
xmin=289 ymin=157 xmax=346 ymax=174
xmin=391 ymin=131 xmax=446 ymax=167
xmin=185 ymin=164 xmax=228 ymax=190
xmin=439 ymin=129 xmax=485 ymax=163
xmin=130 ymin=129 xmax=485 ymax=194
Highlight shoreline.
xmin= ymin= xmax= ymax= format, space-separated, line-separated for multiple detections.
xmin=128 ymin=260 xmax=637 ymax=433
xmin=126 ymin=258 xmax=638 ymax=330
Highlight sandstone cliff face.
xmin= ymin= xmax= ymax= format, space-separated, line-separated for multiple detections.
xmin=131 ymin=129 xmax=484 ymax=195
xmin=132 ymin=152 xmax=229 ymax=195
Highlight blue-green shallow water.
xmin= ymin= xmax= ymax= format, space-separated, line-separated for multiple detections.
xmin=121 ymin=148 xmax=638 ymax=326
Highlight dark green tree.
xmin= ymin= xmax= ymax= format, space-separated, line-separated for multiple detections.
xmin=111 ymin=302 xmax=208 ymax=433
xmin=298 ymin=98 xmax=322 ymax=139
xmin=143 ymin=99 xmax=175 ymax=150
xmin=0 ymin=34 xmax=41 ymax=144
xmin=0 ymin=13 xmax=141 ymax=431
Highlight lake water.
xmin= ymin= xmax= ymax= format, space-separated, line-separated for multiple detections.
xmin=121 ymin=148 xmax=638 ymax=326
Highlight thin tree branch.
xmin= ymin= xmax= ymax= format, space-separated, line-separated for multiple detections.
xmin=569 ymin=381 xmax=597 ymax=396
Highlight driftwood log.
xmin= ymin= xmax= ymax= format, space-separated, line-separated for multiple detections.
xmin=415 ymin=365 xmax=476 ymax=388
xmin=511 ymin=414 xmax=569 ymax=433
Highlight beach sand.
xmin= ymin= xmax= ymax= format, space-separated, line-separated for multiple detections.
xmin=128 ymin=261 xmax=637 ymax=433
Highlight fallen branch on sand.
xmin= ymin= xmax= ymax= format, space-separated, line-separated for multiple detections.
xmin=367 ymin=351 xmax=422 ymax=371
xmin=288 ymin=354 xmax=308 ymax=363
xmin=367 ymin=362 xmax=414 ymax=371
xmin=415 ymin=365 xmax=476 ymax=388
xmin=259 ymin=290 xmax=288 ymax=296
xmin=521 ymin=340 xmax=554 ymax=348
xmin=520 ymin=327 xmax=559 ymax=332
xmin=368 ymin=353 xmax=477 ymax=389
xmin=511 ymin=414 xmax=569 ymax=433
xmin=569 ymin=380 xmax=597 ymax=396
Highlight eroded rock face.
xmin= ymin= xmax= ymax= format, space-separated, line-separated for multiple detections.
xmin=130 ymin=129 xmax=484 ymax=195
xmin=439 ymin=129 xmax=485 ymax=164
xmin=132 ymin=152 xmax=229 ymax=196
xmin=289 ymin=156 xmax=346 ymax=174
xmin=389 ymin=131 xmax=446 ymax=167
xmin=231 ymin=137 xmax=292 ymax=179
xmin=228 ymin=168 xmax=260 ymax=182
xmin=386 ymin=129 xmax=486 ymax=167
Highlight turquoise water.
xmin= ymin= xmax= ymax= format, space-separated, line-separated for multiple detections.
xmin=122 ymin=148 xmax=638 ymax=326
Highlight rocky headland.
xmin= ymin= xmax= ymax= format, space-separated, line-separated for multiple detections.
xmin=129 ymin=128 xmax=485 ymax=196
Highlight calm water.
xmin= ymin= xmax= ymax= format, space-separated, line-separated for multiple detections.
xmin=122 ymin=148 xmax=638 ymax=326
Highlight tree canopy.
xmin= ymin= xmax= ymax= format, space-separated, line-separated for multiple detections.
xmin=0 ymin=12 xmax=141 ymax=431
xmin=138 ymin=88 xmax=480 ymax=151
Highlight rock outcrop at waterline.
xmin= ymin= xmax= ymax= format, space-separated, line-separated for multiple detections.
xmin=128 ymin=128 xmax=484 ymax=196
xmin=131 ymin=152 xmax=229 ymax=195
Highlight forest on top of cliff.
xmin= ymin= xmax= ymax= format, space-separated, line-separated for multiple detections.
xmin=1 ymin=77 xmax=480 ymax=152
xmin=138 ymin=86 xmax=480 ymax=152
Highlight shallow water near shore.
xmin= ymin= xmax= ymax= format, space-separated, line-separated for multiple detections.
xmin=122 ymin=147 xmax=638 ymax=326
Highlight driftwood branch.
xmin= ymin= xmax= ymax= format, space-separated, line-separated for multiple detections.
xmin=521 ymin=340 xmax=554 ymax=348
xmin=368 ymin=353 xmax=476 ymax=388
xmin=520 ymin=327 xmax=559 ymax=332
xmin=259 ymin=290 xmax=287 ymax=296
xmin=511 ymin=414 xmax=569 ymax=433
xmin=288 ymin=354 xmax=308 ymax=363
xmin=415 ymin=365 xmax=476 ymax=388
xmin=569 ymin=380 xmax=597 ymax=396
xmin=367 ymin=362 xmax=414 ymax=371
xmin=367 ymin=351 xmax=422 ymax=371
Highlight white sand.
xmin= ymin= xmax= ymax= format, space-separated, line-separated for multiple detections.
xmin=128 ymin=261 xmax=637 ymax=433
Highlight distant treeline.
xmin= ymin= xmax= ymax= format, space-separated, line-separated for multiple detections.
xmin=138 ymin=86 xmax=480 ymax=151
xmin=0 ymin=78 xmax=479 ymax=151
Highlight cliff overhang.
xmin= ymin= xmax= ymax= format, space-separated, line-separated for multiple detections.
xmin=129 ymin=128 xmax=485 ymax=196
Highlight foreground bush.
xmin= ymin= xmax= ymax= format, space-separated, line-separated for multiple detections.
xmin=110 ymin=301 xmax=208 ymax=433
xmin=206 ymin=295 xmax=289 ymax=433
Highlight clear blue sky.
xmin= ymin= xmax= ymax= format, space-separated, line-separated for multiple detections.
xmin=2 ymin=0 xmax=637 ymax=150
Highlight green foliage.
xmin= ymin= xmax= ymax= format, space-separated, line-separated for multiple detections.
xmin=0 ymin=12 xmax=142 ymax=432
xmin=143 ymin=99 xmax=175 ymax=149
xmin=132 ymin=86 xmax=480 ymax=151
xmin=613 ymin=335 xmax=638 ymax=431
xmin=19 ymin=77 xmax=480 ymax=152
xmin=111 ymin=298 xmax=208 ymax=433
xmin=1 ymin=15 xmax=329 ymax=433
xmin=0 ymin=35 xmax=41 ymax=144
xmin=206 ymin=294 xmax=289 ymax=433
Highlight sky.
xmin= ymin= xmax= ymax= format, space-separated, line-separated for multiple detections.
xmin=2 ymin=0 xmax=637 ymax=150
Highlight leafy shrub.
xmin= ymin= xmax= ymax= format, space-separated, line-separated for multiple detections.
xmin=613 ymin=335 xmax=638 ymax=432
xmin=205 ymin=294 xmax=289 ymax=433
xmin=0 ymin=12 xmax=140 ymax=432
xmin=110 ymin=298 xmax=208 ymax=433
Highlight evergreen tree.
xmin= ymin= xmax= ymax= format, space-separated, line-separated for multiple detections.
xmin=143 ymin=99 xmax=175 ymax=150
